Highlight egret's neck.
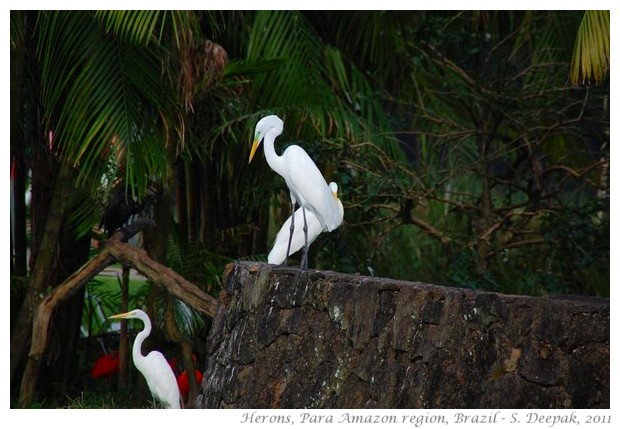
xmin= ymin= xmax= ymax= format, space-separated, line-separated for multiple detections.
xmin=263 ymin=129 xmax=287 ymax=177
xmin=132 ymin=319 xmax=151 ymax=369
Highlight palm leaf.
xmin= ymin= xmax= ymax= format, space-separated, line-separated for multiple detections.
xmin=95 ymin=10 xmax=162 ymax=45
xmin=570 ymin=10 xmax=610 ymax=85
xmin=246 ymin=11 xmax=400 ymax=157
xmin=36 ymin=11 xmax=181 ymax=197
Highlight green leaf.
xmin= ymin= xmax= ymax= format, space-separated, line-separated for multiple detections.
xmin=570 ymin=10 xmax=610 ymax=85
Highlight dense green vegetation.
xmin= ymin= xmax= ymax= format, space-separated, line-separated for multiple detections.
xmin=11 ymin=10 xmax=609 ymax=407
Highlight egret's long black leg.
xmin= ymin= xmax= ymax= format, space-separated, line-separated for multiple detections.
xmin=284 ymin=203 xmax=295 ymax=266
xmin=300 ymin=207 xmax=309 ymax=269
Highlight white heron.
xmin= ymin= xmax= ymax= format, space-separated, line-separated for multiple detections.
xmin=109 ymin=309 xmax=182 ymax=409
xmin=268 ymin=182 xmax=343 ymax=265
xmin=250 ymin=115 xmax=342 ymax=268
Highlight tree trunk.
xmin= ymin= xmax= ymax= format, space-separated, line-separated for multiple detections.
xmin=200 ymin=159 xmax=216 ymax=249
xmin=10 ymin=15 xmax=30 ymax=277
xmin=10 ymin=161 xmax=74 ymax=385
xmin=18 ymin=247 xmax=115 ymax=408
xmin=175 ymin=161 xmax=188 ymax=241
xmin=197 ymin=262 xmax=609 ymax=409
xmin=118 ymin=264 xmax=131 ymax=389
xmin=142 ymin=169 xmax=174 ymax=369
xmin=37 ymin=219 xmax=90 ymax=400
xmin=11 ymin=150 xmax=28 ymax=277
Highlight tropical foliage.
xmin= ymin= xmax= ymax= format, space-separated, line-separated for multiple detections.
xmin=10 ymin=10 xmax=609 ymax=407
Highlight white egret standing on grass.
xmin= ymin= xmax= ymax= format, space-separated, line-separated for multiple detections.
xmin=268 ymin=182 xmax=344 ymax=265
xmin=109 ymin=309 xmax=182 ymax=409
xmin=249 ymin=115 xmax=341 ymax=268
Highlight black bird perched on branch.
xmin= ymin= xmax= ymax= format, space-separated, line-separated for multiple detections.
xmin=100 ymin=185 xmax=146 ymax=237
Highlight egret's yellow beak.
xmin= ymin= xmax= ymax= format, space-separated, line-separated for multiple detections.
xmin=109 ymin=312 xmax=131 ymax=320
xmin=249 ymin=137 xmax=261 ymax=164
xmin=332 ymin=190 xmax=338 ymax=200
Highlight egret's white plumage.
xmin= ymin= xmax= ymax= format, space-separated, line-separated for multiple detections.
xmin=269 ymin=182 xmax=344 ymax=265
xmin=109 ymin=309 xmax=182 ymax=409
xmin=250 ymin=115 xmax=342 ymax=267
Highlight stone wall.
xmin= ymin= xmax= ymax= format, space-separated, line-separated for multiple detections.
xmin=196 ymin=262 xmax=609 ymax=408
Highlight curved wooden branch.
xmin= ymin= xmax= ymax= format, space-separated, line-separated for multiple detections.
xmin=19 ymin=248 xmax=116 ymax=408
xmin=107 ymin=240 xmax=217 ymax=317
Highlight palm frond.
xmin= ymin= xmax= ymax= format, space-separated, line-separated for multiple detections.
xmin=570 ymin=10 xmax=610 ymax=85
xmin=94 ymin=11 xmax=162 ymax=45
xmin=10 ymin=10 xmax=26 ymax=48
xmin=247 ymin=11 xmax=400 ymax=158
xmin=36 ymin=11 xmax=179 ymax=196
